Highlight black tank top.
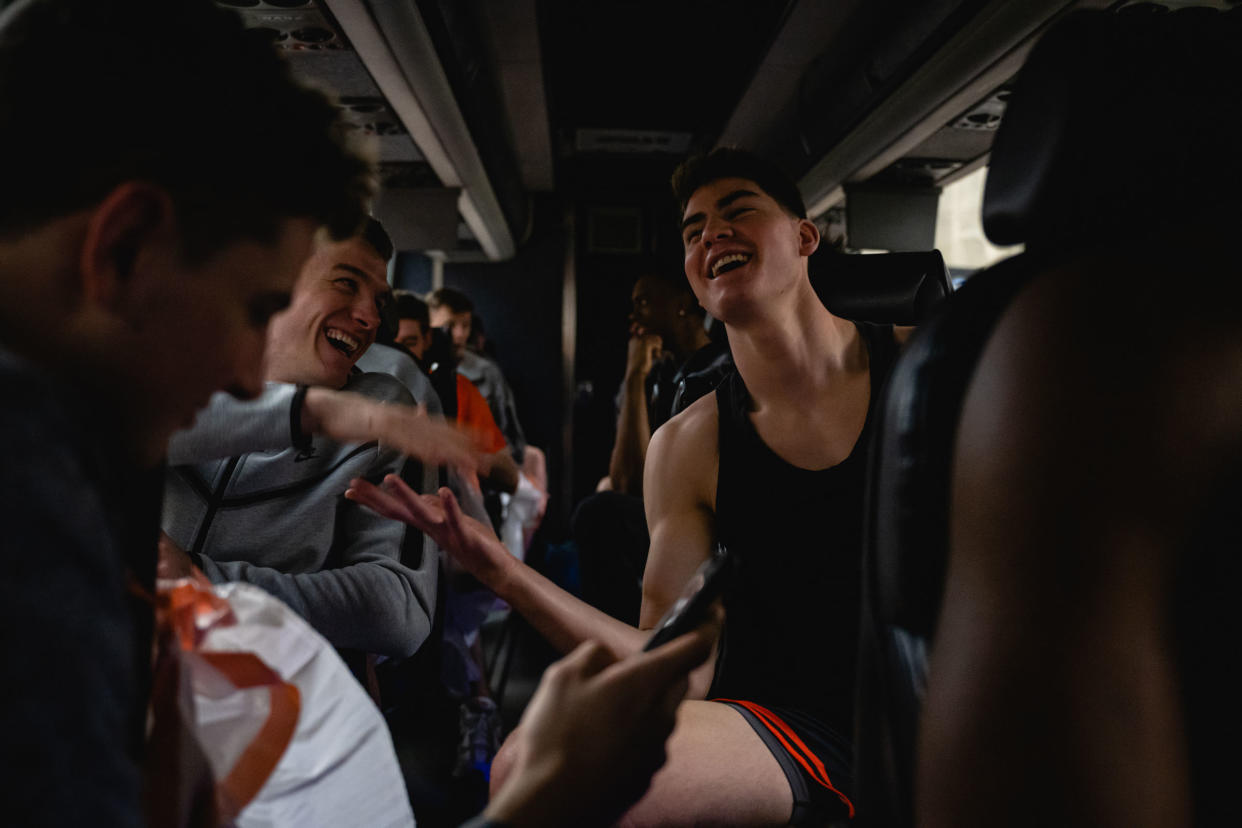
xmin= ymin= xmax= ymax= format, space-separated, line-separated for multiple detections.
xmin=709 ymin=322 xmax=898 ymax=740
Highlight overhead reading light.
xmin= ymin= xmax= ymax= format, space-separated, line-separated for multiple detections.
xmin=322 ymin=0 xmax=516 ymax=260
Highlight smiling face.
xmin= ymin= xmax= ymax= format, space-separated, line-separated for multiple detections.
xmin=629 ymin=275 xmax=682 ymax=340
xmin=680 ymin=176 xmax=819 ymax=325
xmin=263 ymin=234 xmax=390 ymax=388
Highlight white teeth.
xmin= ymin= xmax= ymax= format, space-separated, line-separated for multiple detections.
xmin=325 ymin=329 xmax=359 ymax=354
xmin=711 ymin=252 xmax=751 ymax=277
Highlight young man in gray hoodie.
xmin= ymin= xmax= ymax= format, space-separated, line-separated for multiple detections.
xmin=161 ymin=219 xmax=473 ymax=661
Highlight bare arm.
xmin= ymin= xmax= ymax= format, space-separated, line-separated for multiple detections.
xmin=345 ymin=392 xmax=722 ymax=671
xmin=918 ymin=267 xmax=1242 ymax=827
xmin=302 ymin=387 xmax=481 ymax=478
xmin=636 ymin=395 xmax=721 ymax=698
xmin=608 ymin=333 xmax=663 ymax=495
xmin=347 ymin=477 xmax=645 ymax=659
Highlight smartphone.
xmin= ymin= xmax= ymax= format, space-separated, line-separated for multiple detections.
xmin=642 ymin=541 xmax=735 ymax=651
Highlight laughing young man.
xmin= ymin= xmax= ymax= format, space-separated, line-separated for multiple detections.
xmin=161 ymin=218 xmax=477 ymax=662
xmin=349 ymin=148 xmax=903 ymax=825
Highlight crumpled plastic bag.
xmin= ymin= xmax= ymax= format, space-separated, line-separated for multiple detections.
xmin=153 ymin=574 xmax=415 ymax=827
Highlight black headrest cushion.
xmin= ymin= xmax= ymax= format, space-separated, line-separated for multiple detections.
xmin=811 ymin=250 xmax=952 ymax=326
xmin=983 ymin=8 xmax=1242 ymax=250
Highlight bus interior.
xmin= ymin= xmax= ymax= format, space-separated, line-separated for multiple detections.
xmin=15 ymin=0 xmax=1238 ymax=825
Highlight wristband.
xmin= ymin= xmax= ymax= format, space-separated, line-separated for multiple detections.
xmin=290 ymin=383 xmax=314 ymax=455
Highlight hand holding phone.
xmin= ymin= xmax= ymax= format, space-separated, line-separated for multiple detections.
xmin=643 ymin=542 xmax=735 ymax=652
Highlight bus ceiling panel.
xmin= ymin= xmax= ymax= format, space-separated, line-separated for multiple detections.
xmin=844 ymin=1 xmax=1232 ymax=201
xmin=373 ymin=187 xmax=461 ymax=252
xmin=795 ymin=0 xmax=1099 ymax=218
xmin=539 ymin=0 xmax=793 ymax=150
xmin=826 ymin=0 xmax=1231 ymax=208
xmin=222 ymin=2 xmax=382 ymax=97
xmin=320 ymin=0 xmax=517 ymax=260
xmin=717 ymin=0 xmax=869 ymax=153
xmin=860 ymin=85 xmax=1013 ymax=188
xmin=411 ymin=0 xmax=531 ymax=247
xmin=475 ymin=0 xmax=554 ymax=193
xmin=338 ymin=97 xmax=425 ymax=164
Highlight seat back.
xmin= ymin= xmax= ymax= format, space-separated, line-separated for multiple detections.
xmin=811 ymin=249 xmax=952 ymax=327
xmin=851 ymin=8 xmax=1242 ymax=826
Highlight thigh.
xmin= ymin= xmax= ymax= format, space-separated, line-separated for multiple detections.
xmin=616 ymin=699 xmax=793 ymax=828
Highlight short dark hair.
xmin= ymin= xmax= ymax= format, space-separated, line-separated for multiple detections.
xmin=361 ymin=216 xmax=394 ymax=262
xmin=671 ymin=148 xmax=807 ymax=220
xmin=376 ymin=289 xmax=427 ymax=347
xmin=392 ymin=290 xmax=430 ymax=331
xmin=0 ymin=0 xmax=375 ymax=261
xmin=427 ymin=287 xmax=474 ymax=316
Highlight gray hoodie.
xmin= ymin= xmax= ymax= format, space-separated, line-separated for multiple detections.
xmin=162 ymin=372 xmax=434 ymax=659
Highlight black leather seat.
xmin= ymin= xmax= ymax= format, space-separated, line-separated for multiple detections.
xmin=811 ymin=249 xmax=952 ymax=328
xmin=851 ymin=8 xmax=1242 ymax=826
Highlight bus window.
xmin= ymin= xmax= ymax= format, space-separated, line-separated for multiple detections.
xmin=934 ymin=166 xmax=1024 ymax=285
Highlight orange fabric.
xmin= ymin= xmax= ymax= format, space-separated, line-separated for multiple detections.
xmin=200 ymin=652 xmax=301 ymax=819
xmin=717 ymin=698 xmax=856 ymax=817
xmin=161 ymin=576 xmax=233 ymax=651
xmin=455 ymin=373 xmax=507 ymax=453
xmin=154 ymin=577 xmax=303 ymax=821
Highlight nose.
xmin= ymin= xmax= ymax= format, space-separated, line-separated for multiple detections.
xmin=353 ymin=291 xmax=381 ymax=330
xmin=701 ymin=214 xmax=733 ymax=248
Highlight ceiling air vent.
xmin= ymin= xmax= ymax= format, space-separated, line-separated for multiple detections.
xmin=951 ymin=90 xmax=1009 ymax=132
xmin=219 ymin=2 xmax=345 ymax=51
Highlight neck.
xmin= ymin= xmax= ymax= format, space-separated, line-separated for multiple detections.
xmin=725 ymin=284 xmax=862 ymax=410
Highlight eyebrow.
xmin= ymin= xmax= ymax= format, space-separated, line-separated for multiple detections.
xmin=332 ymin=264 xmax=373 ymax=280
xmin=680 ymin=189 xmax=762 ymax=232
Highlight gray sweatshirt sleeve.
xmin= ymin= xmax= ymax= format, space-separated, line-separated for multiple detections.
xmin=168 ymin=383 xmax=297 ymax=464
xmin=194 ymin=436 xmax=437 ymax=659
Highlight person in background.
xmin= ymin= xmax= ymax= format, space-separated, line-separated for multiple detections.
xmin=428 ymin=287 xmax=528 ymax=464
xmin=574 ymin=269 xmax=730 ymax=624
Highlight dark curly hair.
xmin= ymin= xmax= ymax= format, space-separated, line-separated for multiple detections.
xmin=0 ymin=0 xmax=375 ymax=261
xmin=671 ymin=148 xmax=807 ymax=220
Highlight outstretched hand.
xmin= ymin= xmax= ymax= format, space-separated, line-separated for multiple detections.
xmin=345 ymin=475 xmax=510 ymax=584
xmin=303 ymin=387 xmax=482 ymax=481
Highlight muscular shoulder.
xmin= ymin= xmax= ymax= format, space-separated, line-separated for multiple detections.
xmin=644 ymin=390 xmax=719 ymax=513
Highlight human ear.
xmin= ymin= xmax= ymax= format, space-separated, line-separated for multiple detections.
xmin=796 ymin=218 xmax=820 ymax=258
xmin=78 ymin=181 xmax=176 ymax=312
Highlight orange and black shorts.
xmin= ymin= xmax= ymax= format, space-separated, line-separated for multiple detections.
xmin=716 ymin=699 xmax=855 ymax=825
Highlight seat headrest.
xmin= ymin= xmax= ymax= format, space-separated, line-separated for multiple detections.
xmin=983 ymin=8 xmax=1242 ymax=250
xmin=810 ymin=250 xmax=952 ymax=326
